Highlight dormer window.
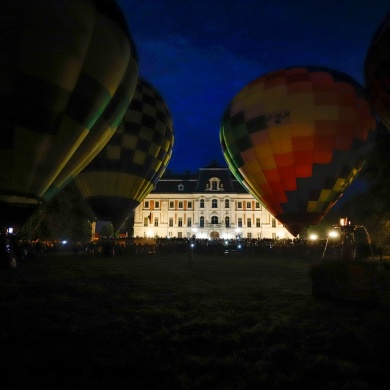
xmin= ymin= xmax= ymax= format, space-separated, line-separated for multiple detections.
xmin=178 ymin=183 xmax=184 ymax=191
xmin=208 ymin=177 xmax=222 ymax=191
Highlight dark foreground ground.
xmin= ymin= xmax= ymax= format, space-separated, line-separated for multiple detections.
xmin=1 ymin=252 xmax=390 ymax=389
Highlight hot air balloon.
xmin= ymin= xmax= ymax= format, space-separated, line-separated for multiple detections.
xmin=365 ymin=12 xmax=390 ymax=130
xmin=220 ymin=66 xmax=376 ymax=237
xmin=74 ymin=78 xmax=174 ymax=231
xmin=0 ymin=0 xmax=138 ymax=228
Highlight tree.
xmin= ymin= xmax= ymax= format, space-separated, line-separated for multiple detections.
xmin=22 ymin=182 xmax=95 ymax=241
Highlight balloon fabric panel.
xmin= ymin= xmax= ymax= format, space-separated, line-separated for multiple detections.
xmin=365 ymin=12 xmax=390 ymax=130
xmin=0 ymin=0 xmax=138 ymax=227
xmin=75 ymin=78 xmax=174 ymax=230
xmin=221 ymin=66 xmax=376 ymax=236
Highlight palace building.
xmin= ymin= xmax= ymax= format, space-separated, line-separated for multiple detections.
xmin=133 ymin=163 xmax=294 ymax=240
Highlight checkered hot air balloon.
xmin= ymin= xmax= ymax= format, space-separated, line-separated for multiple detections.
xmin=220 ymin=66 xmax=376 ymax=237
xmin=365 ymin=12 xmax=390 ymax=130
xmin=0 ymin=0 xmax=138 ymax=227
xmin=74 ymin=78 xmax=174 ymax=231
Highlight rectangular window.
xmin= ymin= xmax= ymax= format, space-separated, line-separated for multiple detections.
xmin=144 ymin=217 xmax=148 ymax=227
xmin=187 ymin=218 xmax=192 ymax=227
xmin=238 ymin=218 xmax=242 ymax=227
xmin=247 ymin=218 xmax=251 ymax=227
xmin=169 ymin=218 xmax=173 ymax=227
xmin=200 ymin=199 xmax=204 ymax=208
xmin=169 ymin=201 xmax=174 ymax=209
xmin=188 ymin=201 xmax=192 ymax=208
xmin=237 ymin=201 xmax=242 ymax=208
xmin=144 ymin=201 xmax=149 ymax=208
xmin=178 ymin=201 xmax=183 ymax=208
xmin=255 ymin=202 xmax=260 ymax=209
xmin=247 ymin=232 xmax=252 ymax=239
xmin=178 ymin=217 xmax=183 ymax=227
xmin=155 ymin=201 xmax=160 ymax=209
xmin=178 ymin=232 xmax=182 ymax=238
xmin=247 ymin=202 xmax=251 ymax=209
xmin=154 ymin=218 xmax=158 ymax=227
xmin=272 ymin=218 xmax=276 ymax=228
xmin=256 ymin=218 xmax=261 ymax=227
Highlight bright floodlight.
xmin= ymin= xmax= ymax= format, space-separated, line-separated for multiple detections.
xmin=309 ymin=234 xmax=318 ymax=241
xmin=329 ymin=230 xmax=339 ymax=238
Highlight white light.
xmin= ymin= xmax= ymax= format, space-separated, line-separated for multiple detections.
xmin=277 ymin=231 xmax=285 ymax=239
xmin=146 ymin=230 xmax=154 ymax=238
xmin=309 ymin=234 xmax=318 ymax=241
xmin=7 ymin=227 xmax=13 ymax=234
xmin=62 ymin=240 xmax=67 ymax=245
xmin=329 ymin=231 xmax=339 ymax=238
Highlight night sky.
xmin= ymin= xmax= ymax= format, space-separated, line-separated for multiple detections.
xmin=117 ymin=0 xmax=388 ymax=173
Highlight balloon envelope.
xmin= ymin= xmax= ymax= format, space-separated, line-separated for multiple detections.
xmin=220 ymin=66 xmax=376 ymax=236
xmin=0 ymin=0 xmax=137 ymax=226
xmin=75 ymin=78 xmax=174 ymax=231
xmin=365 ymin=12 xmax=390 ymax=130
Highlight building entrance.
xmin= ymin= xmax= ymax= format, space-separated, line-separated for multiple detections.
xmin=210 ymin=231 xmax=220 ymax=239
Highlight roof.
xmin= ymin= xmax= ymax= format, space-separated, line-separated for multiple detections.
xmin=151 ymin=164 xmax=247 ymax=194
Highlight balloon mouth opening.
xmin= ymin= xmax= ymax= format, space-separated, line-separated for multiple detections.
xmin=86 ymin=197 xmax=140 ymax=232
xmin=276 ymin=212 xmax=325 ymax=237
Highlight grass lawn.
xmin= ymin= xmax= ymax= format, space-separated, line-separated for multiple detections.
xmin=1 ymin=251 xmax=390 ymax=389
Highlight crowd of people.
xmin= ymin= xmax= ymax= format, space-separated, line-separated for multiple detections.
xmin=2 ymin=232 xmax=377 ymax=268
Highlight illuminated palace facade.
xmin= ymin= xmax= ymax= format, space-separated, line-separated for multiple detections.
xmin=133 ymin=164 xmax=294 ymax=240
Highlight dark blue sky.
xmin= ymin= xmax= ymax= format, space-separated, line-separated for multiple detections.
xmin=118 ymin=0 xmax=388 ymax=173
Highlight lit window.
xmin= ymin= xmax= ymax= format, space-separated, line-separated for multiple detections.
xmin=225 ymin=216 xmax=230 ymax=227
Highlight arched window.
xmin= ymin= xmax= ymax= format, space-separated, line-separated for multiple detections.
xmin=211 ymin=216 xmax=218 ymax=224
xmin=200 ymin=216 xmax=204 ymax=228
xmin=225 ymin=216 xmax=230 ymax=227
xmin=212 ymin=199 xmax=218 ymax=208
xmin=212 ymin=181 xmax=218 ymax=190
